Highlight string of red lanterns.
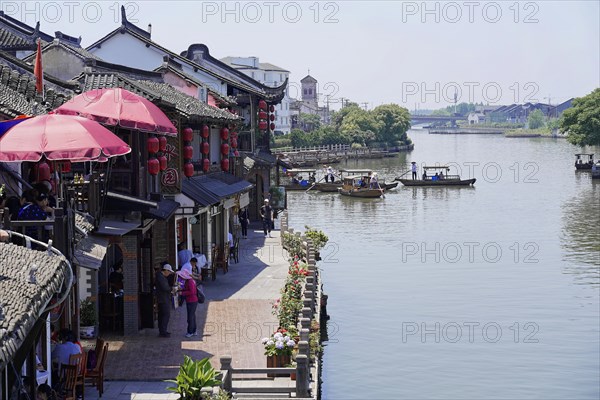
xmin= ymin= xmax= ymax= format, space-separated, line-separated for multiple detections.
xmin=182 ymin=127 xmax=194 ymax=178
xmin=201 ymin=124 xmax=210 ymax=173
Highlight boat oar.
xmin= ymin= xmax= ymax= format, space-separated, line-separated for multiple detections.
xmin=305 ymin=176 xmax=325 ymax=193
xmin=395 ymin=170 xmax=411 ymax=181
xmin=376 ymin=180 xmax=385 ymax=198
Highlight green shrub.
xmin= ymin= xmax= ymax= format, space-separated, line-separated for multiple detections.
xmin=166 ymin=356 xmax=222 ymax=400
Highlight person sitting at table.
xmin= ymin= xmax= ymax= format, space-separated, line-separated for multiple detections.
xmin=51 ymin=329 xmax=81 ymax=379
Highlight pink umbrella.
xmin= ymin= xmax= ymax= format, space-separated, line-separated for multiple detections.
xmin=0 ymin=114 xmax=131 ymax=162
xmin=55 ymin=88 xmax=177 ymax=136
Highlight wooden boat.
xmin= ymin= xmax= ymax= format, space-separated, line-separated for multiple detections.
xmin=338 ymin=175 xmax=385 ymax=198
xmin=281 ymin=168 xmax=316 ymax=191
xmin=314 ymin=182 xmax=342 ymax=192
xmin=575 ymin=154 xmax=594 ymax=170
xmin=592 ymin=162 xmax=600 ymax=179
xmin=397 ymin=166 xmax=476 ymax=186
xmin=324 ymin=169 xmax=396 ymax=193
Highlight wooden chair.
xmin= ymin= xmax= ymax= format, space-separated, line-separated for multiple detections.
xmin=229 ymin=237 xmax=240 ymax=264
xmin=86 ymin=342 xmax=108 ymax=397
xmin=61 ymin=364 xmax=78 ymax=400
xmin=69 ymin=352 xmax=87 ymax=400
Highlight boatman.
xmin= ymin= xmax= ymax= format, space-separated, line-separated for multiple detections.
xmin=327 ymin=166 xmax=335 ymax=183
xmin=411 ymin=162 xmax=417 ymax=180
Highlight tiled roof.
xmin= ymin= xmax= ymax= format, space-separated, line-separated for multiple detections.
xmin=0 ymin=58 xmax=74 ymax=117
xmin=74 ymin=212 xmax=95 ymax=237
xmin=0 ymin=27 xmax=32 ymax=49
xmin=0 ymin=242 xmax=70 ymax=370
xmin=23 ymin=39 xmax=101 ymax=63
xmin=78 ymin=71 xmax=239 ymax=123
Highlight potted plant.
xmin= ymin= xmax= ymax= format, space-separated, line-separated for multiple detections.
xmin=166 ymin=356 xmax=222 ymax=399
xmin=304 ymin=226 xmax=328 ymax=260
xmin=262 ymin=328 xmax=296 ymax=377
xmin=79 ymin=298 xmax=96 ymax=338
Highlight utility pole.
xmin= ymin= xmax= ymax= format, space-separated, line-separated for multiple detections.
xmin=361 ymin=102 xmax=369 ymax=111
xmin=340 ymin=97 xmax=346 ymax=109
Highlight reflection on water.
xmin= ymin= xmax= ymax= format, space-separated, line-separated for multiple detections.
xmin=288 ymin=132 xmax=600 ymax=399
xmin=561 ymin=183 xmax=600 ymax=286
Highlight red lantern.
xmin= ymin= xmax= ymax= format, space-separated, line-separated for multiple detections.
xmin=258 ymin=121 xmax=268 ymax=130
xmin=184 ymin=162 xmax=194 ymax=178
xmin=38 ymin=161 xmax=51 ymax=181
xmin=201 ymin=142 xmax=209 ymax=155
xmin=221 ymin=158 xmax=229 ymax=171
xmin=270 ymin=123 xmax=276 ymax=131
xmin=269 ymin=114 xmax=275 ymax=121
xmin=233 ymin=150 xmax=239 ymax=157
xmin=158 ymin=155 xmax=167 ymax=171
xmin=220 ymin=127 xmax=229 ymax=140
xmin=183 ymin=145 xmax=194 ymax=160
xmin=202 ymin=158 xmax=210 ymax=172
xmin=183 ymin=127 xmax=193 ymax=142
xmin=269 ymin=105 xmax=275 ymax=112
xmin=61 ymin=160 xmax=72 ymax=173
xmin=258 ymin=100 xmax=267 ymax=110
xmin=148 ymin=158 xmax=159 ymax=176
xmin=147 ymin=136 xmax=159 ymax=154
xmin=202 ymin=125 xmax=210 ymax=138
xmin=230 ymin=138 xmax=238 ymax=148
xmin=258 ymin=111 xmax=267 ymax=120
xmin=221 ymin=143 xmax=229 ymax=155
xmin=231 ymin=131 xmax=238 ymax=139
xmin=159 ymin=136 xmax=167 ymax=152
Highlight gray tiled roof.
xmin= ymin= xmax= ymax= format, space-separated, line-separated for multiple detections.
xmin=74 ymin=212 xmax=95 ymax=237
xmin=79 ymin=72 xmax=239 ymax=123
xmin=23 ymin=39 xmax=101 ymax=63
xmin=0 ymin=242 xmax=69 ymax=370
xmin=0 ymin=27 xmax=32 ymax=49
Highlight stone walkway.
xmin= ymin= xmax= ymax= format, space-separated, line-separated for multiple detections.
xmin=84 ymin=225 xmax=290 ymax=398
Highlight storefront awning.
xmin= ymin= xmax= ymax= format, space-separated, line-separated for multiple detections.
xmin=182 ymin=177 xmax=223 ymax=207
xmin=199 ymin=172 xmax=253 ymax=198
xmin=73 ymin=235 xmax=109 ymax=270
xmin=96 ymin=219 xmax=140 ymax=236
xmin=143 ymin=199 xmax=180 ymax=220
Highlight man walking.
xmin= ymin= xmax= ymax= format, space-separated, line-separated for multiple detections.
xmin=411 ymin=162 xmax=417 ymax=180
xmin=155 ymin=264 xmax=174 ymax=337
xmin=260 ymin=199 xmax=273 ymax=238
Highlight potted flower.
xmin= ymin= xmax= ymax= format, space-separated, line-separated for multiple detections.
xmin=79 ymin=298 xmax=96 ymax=338
xmin=262 ymin=328 xmax=296 ymax=377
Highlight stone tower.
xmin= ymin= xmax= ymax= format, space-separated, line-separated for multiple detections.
xmin=300 ymin=75 xmax=318 ymax=109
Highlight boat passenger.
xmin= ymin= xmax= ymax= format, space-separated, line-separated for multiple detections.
xmin=422 ymin=172 xmax=427 ymax=180
xmin=439 ymin=171 xmax=444 ymax=180
xmin=324 ymin=166 xmax=329 ymax=182
xmin=432 ymin=173 xmax=439 ymax=181
xmin=370 ymin=172 xmax=379 ymax=189
xmin=327 ymin=166 xmax=335 ymax=183
xmin=292 ymin=177 xmax=299 ymax=184
xmin=309 ymin=173 xmax=316 ymax=184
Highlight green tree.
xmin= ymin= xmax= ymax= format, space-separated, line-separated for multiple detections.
xmin=298 ymin=113 xmax=321 ymax=132
xmin=527 ymin=109 xmax=545 ymax=129
xmin=289 ymin=129 xmax=310 ymax=148
xmin=561 ymin=88 xmax=600 ymax=146
xmin=330 ymin=103 xmax=362 ymax=131
xmin=339 ymin=108 xmax=381 ymax=138
xmin=372 ymin=104 xmax=412 ymax=145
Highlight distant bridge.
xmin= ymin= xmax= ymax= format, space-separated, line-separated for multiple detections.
xmin=410 ymin=115 xmax=467 ymax=126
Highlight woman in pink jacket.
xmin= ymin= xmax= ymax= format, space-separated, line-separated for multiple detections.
xmin=178 ymin=269 xmax=199 ymax=338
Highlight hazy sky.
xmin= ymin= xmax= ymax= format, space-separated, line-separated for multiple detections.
xmin=4 ymin=1 xmax=598 ymax=110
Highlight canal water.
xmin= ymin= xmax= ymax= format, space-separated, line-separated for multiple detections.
xmin=285 ymin=129 xmax=600 ymax=400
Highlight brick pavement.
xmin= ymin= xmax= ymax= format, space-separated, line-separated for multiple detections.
xmin=99 ymin=225 xmax=290 ymax=382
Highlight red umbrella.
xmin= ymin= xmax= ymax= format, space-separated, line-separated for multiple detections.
xmin=55 ymin=88 xmax=177 ymax=136
xmin=0 ymin=114 xmax=131 ymax=162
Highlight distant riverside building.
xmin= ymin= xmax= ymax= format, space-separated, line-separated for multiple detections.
xmin=221 ymin=56 xmax=291 ymax=135
xmin=290 ymin=74 xmax=330 ymax=131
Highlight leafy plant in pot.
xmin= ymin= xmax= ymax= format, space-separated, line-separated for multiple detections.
xmin=79 ymin=298 xmax=97 ymax=338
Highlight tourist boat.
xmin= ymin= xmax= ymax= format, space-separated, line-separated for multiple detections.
xmin=396 ymin=166 xmax=476 ymax=186
xmin=280 ymin=168 xmax=316 ymax=191
xmin=592 ymin=162 xmax=600 ymax=180
xmin=575 ymin=154 xmax=595 ymax=170
xmin=320 ymin=169 xmax=396 ymax=192
xmin=338 ymin=175 xmax=385 ymax=198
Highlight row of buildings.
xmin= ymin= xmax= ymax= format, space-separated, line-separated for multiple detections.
xmin=466 ymin=100 xmax=573 ymax=125
xmin=0 ymin=8 xmax=302 ymax=398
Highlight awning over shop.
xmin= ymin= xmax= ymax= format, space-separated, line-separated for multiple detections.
xmin=181 ymin=173 xmax=253 ymax=208
xmin=73 ymin=235 xmax=109 ymax=270
xmin=96 ymin=219 xmax=140 ymax=236
xmin=142 ymin=199 xmax=180 ymax=220
xmin=182 ymin=176 xmax=223 ymax=207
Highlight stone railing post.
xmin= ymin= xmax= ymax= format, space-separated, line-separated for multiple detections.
xmin=296 ymin=350 xmax=310 ymax=396
xmin=220 ymin=356 xmax=232 ymax=391
xmin=301 ymin=307 xmax=311 ymax=321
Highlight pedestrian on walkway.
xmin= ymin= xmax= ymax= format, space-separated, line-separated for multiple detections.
xmin=260 ymin=199 xmax=273 ymax=237
xmin=238 ymin=207 xmax=249 ymax=238
xmin=155 ymin=264 xmax=174 ymax=337
xmin=177 ymin=269 xmax=199 ymax=338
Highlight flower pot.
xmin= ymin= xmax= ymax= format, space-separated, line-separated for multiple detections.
xmin=291 ymin=371 xmax=296 ymax=381
xmin=267 ymin=354 xmax=290 ymax=378
xmin=80 ymin=325 xmax=96 ymax=339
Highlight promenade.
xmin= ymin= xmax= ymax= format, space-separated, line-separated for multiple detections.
xmin=85 ymin=224 xmax=289 ymax=399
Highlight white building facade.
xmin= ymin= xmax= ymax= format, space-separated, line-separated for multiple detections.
xmin=221 ymin=56 xmax=291 ymax=134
